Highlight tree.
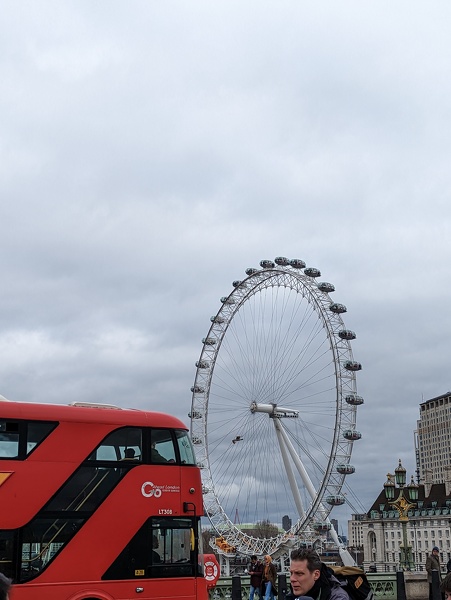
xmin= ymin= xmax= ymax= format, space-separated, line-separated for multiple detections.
xmin=253 ymin=519 xmax=279 ymax=539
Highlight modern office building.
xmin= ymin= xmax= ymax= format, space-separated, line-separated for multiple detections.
xmin=415 ymin=392 xmax=451 ymax=484
xmin=282 ymin=515 xmax=292 ymax=531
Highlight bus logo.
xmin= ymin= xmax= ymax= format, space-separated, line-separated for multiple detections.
xmin=141 ymin=482 xmax=162 ymax=498
xmin=141 ymin=482 xmax=181 ymax=498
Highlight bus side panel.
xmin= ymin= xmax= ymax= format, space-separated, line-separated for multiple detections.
xmin=34 ymin=465 xmax=187 ymax=582
xmin=9 ymin=578 xmax=199 ymax=600
xmin=0 ymin=422 xmax=116 ymax=527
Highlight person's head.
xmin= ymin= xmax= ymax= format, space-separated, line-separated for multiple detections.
xmin=264 ymin=555 xmax=272 ymax=564
xmin=251 ymin=555 xmax=257 ymax=562
xmin=124 ymin=448 xmax=135 ymax=458
xmin=289 ymin=549 xmax=322 ymax=597
xmin=441 ymin=573 xmax=451 ymax=600
xmin=433 ymin=546 xmax=440 ymax=556
xmin=0 ymin=573 xmax=11 ymax=600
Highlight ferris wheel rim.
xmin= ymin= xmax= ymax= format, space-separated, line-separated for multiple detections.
xmin=190 ymin=258 xmax=361 ymax=556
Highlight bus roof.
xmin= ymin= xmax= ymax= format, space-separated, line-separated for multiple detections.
xmin=0 ymin=399 xmax=188 ymax=429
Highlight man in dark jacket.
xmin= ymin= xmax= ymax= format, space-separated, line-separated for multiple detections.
xmin=248 ymin=555 xmax=264 ymax=600
xmin=287 ymin=549 xmax=349 ymax=600
xmin=426 ymin=546 xmax=442 ymax=600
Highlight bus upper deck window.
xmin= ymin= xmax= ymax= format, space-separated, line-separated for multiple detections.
xmin=175 ymin=430 xmax=196 ymax=465
xmin=26 ymin=422 xmax=56 ymax=454
xmin=88 ymin=428 xmax=143 ymax=462
xmin=150 ymin=430 xmax=176 ymax=464
xmin=0 ymin=421 xmax=19 ymax=458
xmin=0 ymin=421 xmax=56 ymax=460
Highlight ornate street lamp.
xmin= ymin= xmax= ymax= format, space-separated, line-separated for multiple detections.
xmin=383 ymin=459 xmax=419 ymax=570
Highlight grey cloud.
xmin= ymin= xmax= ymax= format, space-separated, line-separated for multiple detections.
xmin=1 ymin=0 xmax=451 ymax=531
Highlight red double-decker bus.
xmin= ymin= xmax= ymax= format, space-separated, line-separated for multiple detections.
xmin=0 ymin=398 xmax=217 ymax=600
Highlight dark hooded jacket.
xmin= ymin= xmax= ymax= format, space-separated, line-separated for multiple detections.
xmin=287 ymin=564 xmax=349 ymax=600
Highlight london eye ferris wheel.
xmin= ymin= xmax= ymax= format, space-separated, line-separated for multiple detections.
xmin=189 ymin=257 xmax=363 ymax=558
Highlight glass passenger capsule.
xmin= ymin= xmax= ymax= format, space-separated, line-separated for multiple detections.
xmin=337 ymin=464 xmax=356 ymax=475
xmin=210 ymin=315 xmax=225 ymax=324
xmin=260 ymin=259 xmax=275 ymax=269
xmin=313 ymin=521 xmax=332 ymax=532
xmin=202 ymin=337 xmax=217 ymax=345
xmin=275 ymin=256 xmax=290 ymax=266
xmin=345 ymin=394 xmax=364 ymax=406
xmin=304 ymin=267 xmax=321 ymax=278
xmin=325 ymin=495 xmax=346 ymax=506
xmin=220 ymin=296 xmax=236 ymax=304
xmin=338 ymin=330 xmax=356 ymax=340
xmin=343 ymin=429 xmax=362 ymax=441
xmin=245 ymin=268 xmax=259 ymax=276
xmin=317 ymin=282 xmax=335 ymax=293
xmin=188 ymin=411 xmax=202 ymax=419
xmin=191 ymin=385 xmax=205 ymax=394
xmin=196 ymin=360 xmax=210 ymax=369
xmin=344 ymin=360 xmax=362 ymax=372
xmin=289 ymin=259 xmax=306 ymax=269
xmin=329 ymin=303 xmax=347 ymax=314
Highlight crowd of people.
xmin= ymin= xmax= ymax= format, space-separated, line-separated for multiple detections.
xmin=247 ymin=554 xmax=279 ymax=600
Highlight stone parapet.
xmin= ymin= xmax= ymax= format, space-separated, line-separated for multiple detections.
xmin=403 ymin=572 xmax=429 ymax=600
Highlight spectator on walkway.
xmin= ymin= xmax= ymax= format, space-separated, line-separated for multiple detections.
xmin=262 ymin=555 xmax=278 ymax=600
xmin=248 ymin=555 xmax=263 ymax=600
xmin=426 ymin=546 xmax=442 ymax=600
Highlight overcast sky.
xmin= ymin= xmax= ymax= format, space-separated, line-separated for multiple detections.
xmin=2 ymin=1 xmax=451 ymax=534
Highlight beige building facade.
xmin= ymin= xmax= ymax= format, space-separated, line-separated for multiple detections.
xmin=349 ymin=480 xmax=451 ymax=571
xmin=415 ymin=392 xmax=451 ymax=484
